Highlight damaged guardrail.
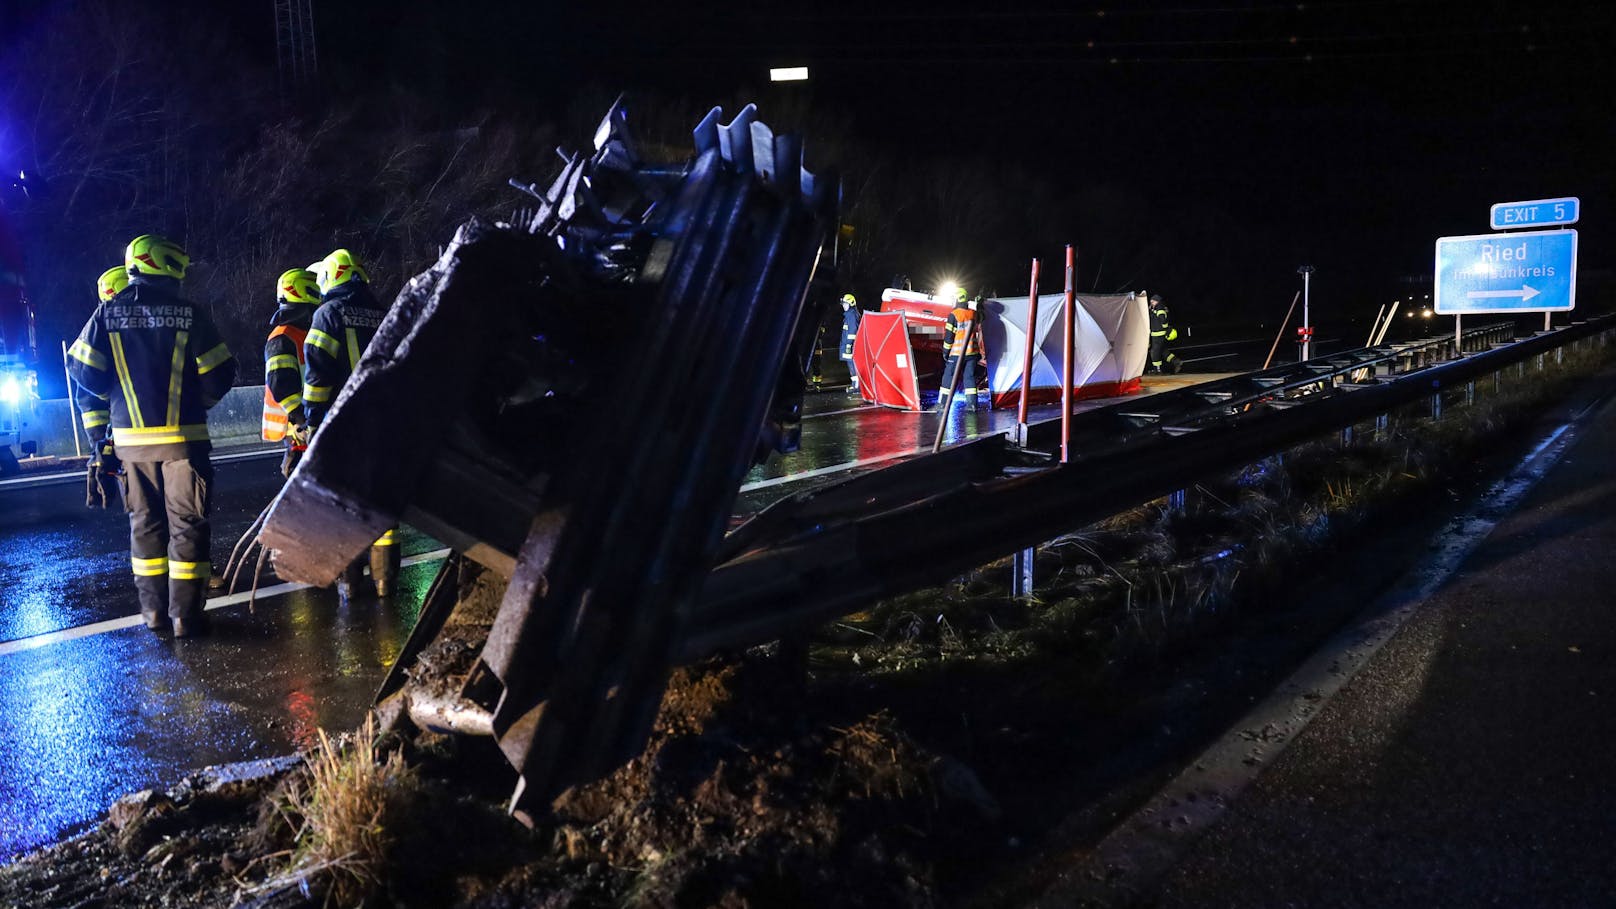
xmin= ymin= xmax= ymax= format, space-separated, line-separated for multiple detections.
xmin=259 ymin=99 xmax=837 ymax=821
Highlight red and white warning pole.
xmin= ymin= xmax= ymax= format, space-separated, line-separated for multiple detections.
xmin=1061 ymin=244 xmax=1076 ymax=464
xmin=1017 ymin=257 xmax=1041 ymax=431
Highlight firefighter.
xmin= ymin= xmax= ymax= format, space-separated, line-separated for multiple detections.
xmin=838 ymin=293 xmax=861 ymax=394
xmin=1148 ymin=293 xmax=1179 ymax=374
xmin=303 ymin=248 xmax=399 ymax=598
xmin=78 ymin=267 xmax=126 ymax=510
xmin=262 ymin=268 xmax=319 ymax=477
xmin=67 ymin=235 xmax=237 ymax=637
xmin=939 ymin=288 xmax=985 ymax=410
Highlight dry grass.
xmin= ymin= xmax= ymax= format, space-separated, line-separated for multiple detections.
xmin=264 ymin=714 xmax=420 ymax=907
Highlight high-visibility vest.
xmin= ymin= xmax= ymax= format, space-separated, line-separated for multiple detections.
xmin=946 ymin=307 xmax=981 ymax=357
xmin=262 ymin=323 xmax=309 ymax=442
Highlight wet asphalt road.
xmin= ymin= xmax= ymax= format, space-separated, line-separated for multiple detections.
xmin=1147 ymin=378 xmax=1616 ymax=906
xmin=0 ymin=382 xmax=1216 ymax=860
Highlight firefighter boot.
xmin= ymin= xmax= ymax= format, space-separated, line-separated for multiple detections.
xmin=369 ymin=540 xmax=401 ymax=598
xmin=336 ymin=560 xmax=367 ymax=605
xmin=169 ymin=561 xmax=213 ymax=638
xmin=134 ymin=575 xmax=170 ymax=633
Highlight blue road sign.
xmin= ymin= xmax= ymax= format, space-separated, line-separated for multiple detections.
xmin=1435 ymin=229 xmax=1577 ymax=314
xmin=1489 ymin=196 xmax=1579 ymax=230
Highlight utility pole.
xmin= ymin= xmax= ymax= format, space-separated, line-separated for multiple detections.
xmin=273 ymin=0 xmax=318 ymax=91
xmin=1297 ymin=265 xmax=1315 ymax=361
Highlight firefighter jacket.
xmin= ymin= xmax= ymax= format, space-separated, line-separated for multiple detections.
xmin=75 ymin=379 xmax=110 ymax=444
xmin=945 ymin=306 xmax=982 ymax=358
xmin=303 ymin=281 xmax=386 ymax=426
xmin=839 ymin=306 xmax=862 ymax=360
xmin=1149 ymin=304 xmax=1178 ymax=341
xmin=262 ymin=303 xmax=312 ymax=441
xmin=67 ymin=277 xmax=237 ymax=461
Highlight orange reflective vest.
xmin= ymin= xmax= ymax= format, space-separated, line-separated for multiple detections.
xmin=945 ymin=307 xmax=981 ymax=358
xmin=262 ymin=323 xmax=309 ymax=443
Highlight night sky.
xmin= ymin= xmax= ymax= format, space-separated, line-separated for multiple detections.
xmin=4 ymin=0 xmax=1613 ymax=320
xmin=323 ymin=0 xmax=1616 ymax=313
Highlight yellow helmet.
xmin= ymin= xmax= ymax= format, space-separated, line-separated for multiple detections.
xmin=841 ymin=293 xmax=856 ymax=305
xmin=96 ymin=266 xmax=129 ymax=302
xmin=125 ymin=234 xmax=190 ymax=281
xmin=277 ymin=268 xmax=320 ymax=304
xmin=313 ymin=248 xmax=369 ymax=294
xmin=955 ymin=286 xmax=968 ymax=304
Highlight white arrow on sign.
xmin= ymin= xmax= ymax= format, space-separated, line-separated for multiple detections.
xmin=1466 ymin=285 xmax=1540 ymax=302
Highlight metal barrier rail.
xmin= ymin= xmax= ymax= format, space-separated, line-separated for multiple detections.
xmin=1032 ymin=322 xmax=1522 ymax=455
xmin=685 ymin=315 xmax=1615 ymax=657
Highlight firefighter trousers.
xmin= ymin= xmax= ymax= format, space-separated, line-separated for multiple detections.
xmin=940 ymin=355 xmax=984 ymax=404
xmin=123 ymin=457 xmax=213 ymax=624
xmin=339 ymin=528 xmax=401 ymax=598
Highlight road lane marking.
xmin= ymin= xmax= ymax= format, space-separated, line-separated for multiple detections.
xmin=803 ymin=403 xmax=877 ymax=420
xmin=0 ymin=548 xmax=453 ymax=657
xmin=739 ymin=450 xmax=919 ymax=492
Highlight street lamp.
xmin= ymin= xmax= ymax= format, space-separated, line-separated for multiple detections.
xmin=1297 ymin=265 xmax=1315 ymax=360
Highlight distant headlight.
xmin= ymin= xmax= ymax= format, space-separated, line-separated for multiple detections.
xmin=0 ymin=376 xmax=20 ymax=406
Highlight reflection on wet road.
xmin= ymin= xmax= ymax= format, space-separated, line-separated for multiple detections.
xmin=0 ymin=377 xmax=1213 ymax=859
xmin=0 ymin=565 xmax=436 ymax=859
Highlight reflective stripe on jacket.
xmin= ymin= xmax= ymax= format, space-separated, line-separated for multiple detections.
xmin=263 ymin=322 xmax=309 ymax=442
xmin=303 ymin=283 xmax=386 ymax=426
xmin=66 ymin=279 xmax=236 ymax=461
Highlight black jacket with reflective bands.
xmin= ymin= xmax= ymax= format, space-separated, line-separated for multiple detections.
xmin=67 ymin=278 xmax=237 ymax=460
xmin=303 ymin=282 xmax=386 ymax=426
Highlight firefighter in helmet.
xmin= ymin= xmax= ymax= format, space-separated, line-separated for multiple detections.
xmin=263 ymin=268 xmax=319 ymax=477
xmin=939 ymin=286 xmax=985 ymax=409
xmin=302 ymin=248 xmax=399 ymax=599
xmin=1148 ymin=293 xmax=1179 ymax=374
xmin=77 ymin=267 xmax=128 ymax=511
xmin=838 ymin=293 xmax=862 ymax=394
xmin=68 ymin=235 xmax=237 ymax=637
xmin=76 ymin=267 xmax=128 ymax=445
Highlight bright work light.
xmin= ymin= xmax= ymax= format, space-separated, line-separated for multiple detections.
xmin=769 ymin=66 xmax=809 ymax=82
xmin=0 ymin=375 xmax=20 ymax=406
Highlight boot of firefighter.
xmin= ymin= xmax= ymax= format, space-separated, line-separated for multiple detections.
xmin=337 ymin=559 xmax=367 ymax=605
xmin=369 ymin=538 xmax=401 ymax=597
xmin=135 ymin=575 xmax=170 ymax=632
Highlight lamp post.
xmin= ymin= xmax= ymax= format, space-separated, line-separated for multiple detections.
xmin=1297 ymin=265 xmax=1315 ymax=360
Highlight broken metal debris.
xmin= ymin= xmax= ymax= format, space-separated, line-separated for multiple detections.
xmin=258 ymin=99 xmax=838 ymax=820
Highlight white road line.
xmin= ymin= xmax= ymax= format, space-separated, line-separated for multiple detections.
xmin=739 ymin=450 xmax=919 ymax=492
xmin=804 ymin=403 xmax=877 ymax=420
xmin=0 ymin=548 xmax=452 ymax=658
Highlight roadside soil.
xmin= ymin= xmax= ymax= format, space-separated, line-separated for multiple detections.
xmin=2 ymin=346 xmax=1610 ymax=909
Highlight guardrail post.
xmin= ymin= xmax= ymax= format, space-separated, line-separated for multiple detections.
xmin=1465 ymin=381 xmax=1474 ymax=407
xmin=1375 ymin=413 xmax=1388 ymax=439
xmin=1168 ymin=488 xmax=1187 ymax=513
xmin=1012 ymin=546 xmax=1036 ymax=599
xmin=1431 ymin=391 xmax=1442 ymax=420
xmin=1537 ymin=353 xmax=1545 ymax=372
xmin=1340 ymin=424 xmax=1353 ymax=446
xmin=1556 ymin=346 xmax=1563 ymax=366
